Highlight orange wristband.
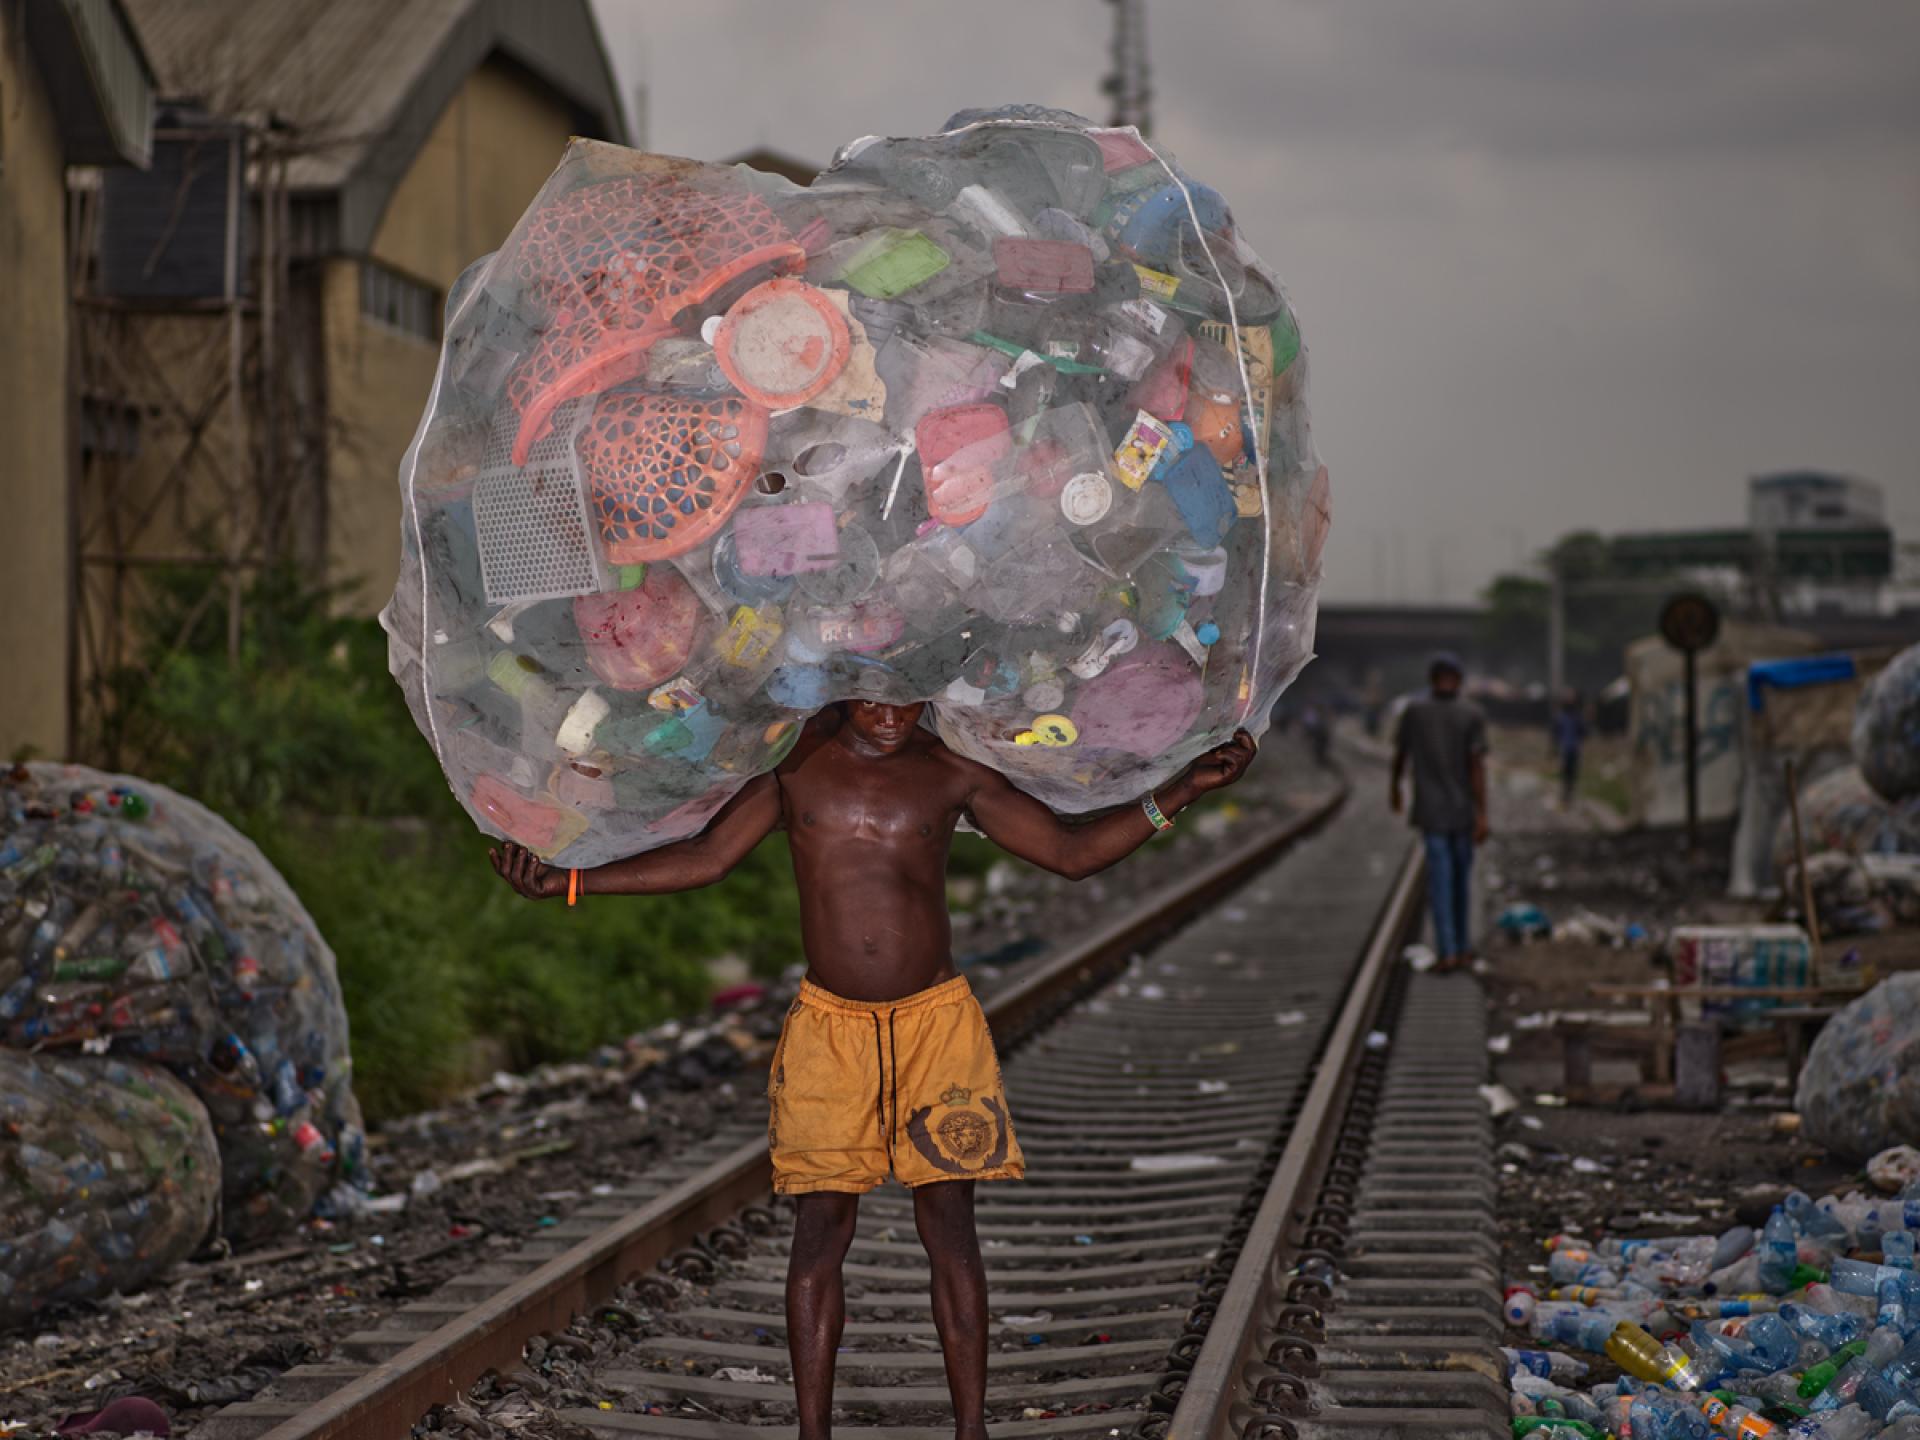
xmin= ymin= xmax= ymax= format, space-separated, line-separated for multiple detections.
xmin=567 ymin=867 xmax=580 ymax=907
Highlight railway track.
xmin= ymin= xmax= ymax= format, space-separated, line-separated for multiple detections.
xmin=200 ymin=782 xmax=1505 ymax=1440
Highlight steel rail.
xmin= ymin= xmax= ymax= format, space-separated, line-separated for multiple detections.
xmin=1167 ymin=836 xmax=1427 ymax=1439
xmin=258 ymin=784 xmax=1349 ymax=1440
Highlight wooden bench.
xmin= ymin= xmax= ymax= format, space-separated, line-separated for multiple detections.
xmin=1560 ymin=983 xmax=1865 ymax=1104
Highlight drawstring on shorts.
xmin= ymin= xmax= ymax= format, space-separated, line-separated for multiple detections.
xmin=868 ymin=1010 xmax=901 ymax=1171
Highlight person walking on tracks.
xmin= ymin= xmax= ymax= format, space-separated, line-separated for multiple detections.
xmin=1389 ymin=652 xmax=1489 ymax=973
xmin=492 ymin=701 xmax=1256 ymax=1439
xmin=1552 ymin=689 xmax=1587 ymax=809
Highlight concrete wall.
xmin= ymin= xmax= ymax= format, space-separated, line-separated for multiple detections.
xmin=325 ymin=58 xmax=578 ymax=613
xmin=0 ymin=12 xmax=74 ymax=759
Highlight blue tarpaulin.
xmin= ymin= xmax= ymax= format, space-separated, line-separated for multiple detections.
xmin=1747 ymin=654 xmax=1858 ymax=712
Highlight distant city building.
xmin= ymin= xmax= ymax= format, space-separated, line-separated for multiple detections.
xmin=1748 ymin=471 xmax=1885 ymax=532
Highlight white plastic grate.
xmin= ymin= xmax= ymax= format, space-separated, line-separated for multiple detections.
xmin=473 ymin=397 xmax=608 ymax=604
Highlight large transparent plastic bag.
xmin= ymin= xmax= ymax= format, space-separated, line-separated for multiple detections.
xmin=384 ymin=108 xmax=1328 ymax=866
xmin=1 ymin=765 xmax=363 ymax=1245
xmin=1795 ymin=973 xmax=1920 ymax=1159
xmin=1854 ymin=643 xmax=1920 ymax=803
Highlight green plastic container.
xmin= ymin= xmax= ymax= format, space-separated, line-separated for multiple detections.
xmin=842 ymin=228 xmax=951 ymax=300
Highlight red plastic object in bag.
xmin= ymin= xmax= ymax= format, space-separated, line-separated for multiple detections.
xmin=573 ymin=566 xmax=704 ymax=691
xmin=713 ymin=278 xmax=851 ymax=409
xmin=471 ymin=774 xmax=574 ymax=853
xmin=577 ymin=392 xmax=769 ymax=562
xmin=916 ymin=404 xmax=1010 ymax=527
xmin=993 ymin=237 xmax=1096 ymax=294
xmin=1131 ymin=335 xmax=1194 ymax=421
xmin=507 ymin=176 xmax=805 ymax=461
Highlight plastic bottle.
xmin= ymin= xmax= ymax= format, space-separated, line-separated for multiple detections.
xmin=1812 ymin=1330 xmax=1906 ymax=1412
xmin=1536 ymin=1303 xmax=1648 ymax=1353
xmin=1866 ymin=1330 xmax=1920 ymax=1404
xmin=1785 ymin=1407 xmax=1877 ymax=1440
xmin=1744 ymin=1312 xmax=1808 ymax=1371
xmin=1609 ymin=1321 xmax=1710 ymax=1391
xmin=1507 ymin=1286 xmax=1539 ymax=1326
xmin=1762 ymin=1208 xmax=1800 ymax=1296
xmin=1631 ymin=1390 xmax=1714 ymax=1439
xmin=1507 ymin=1347 xmax=1593 ymax=1383
xmin=1790 ymin=1192 xmax=1854 ymax=1247
xmin=1696 ymin=1392 xmax=1779 ymax=1437
xmin=1887 ymin=1233 xmax=1918 ymax=1273
xmin=1511 ymin=1372 xmax=1608 ymax=1424
xmin=1785 ymin=1302 xmax=1867 ymax=1351
xmin=1713 ymin=1226 xmax=1758 ymax=1270
xmin=1834 ymin=1258 xmax=1913 ymax=1299
xmin=1808 ymin=1284 xmax=1879 ymax=1321
xmin=1708 ymin=1254 xmax=1763 ymax=1297
xmin=1690 ymin=1318 xmax=1756 ymax=1376
xmin=1551 ymin=1244 xmax=1628 ymax=1290
xmin=1879 ymin=1274 xmax=1912 ymax=1334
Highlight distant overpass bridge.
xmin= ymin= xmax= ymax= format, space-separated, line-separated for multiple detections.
xmin=1303 ymin=602 xmax=1917 ymax=695
xmin=1308 ymin=605 xmax=1488 ymax=688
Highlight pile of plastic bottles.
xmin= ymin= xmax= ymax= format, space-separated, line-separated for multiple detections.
xmin=1854 ymin=644 xmax=1920 ymax=807
xmin=1503 ymin=1180 xmax=1920 ymax=1437
xmin=0 ymin=763 xmax=363 ymax=1320
xmin=382 ymin=104 xmax=1327 ymax=867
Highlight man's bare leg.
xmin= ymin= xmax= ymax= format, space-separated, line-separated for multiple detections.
xmin=914 ymin=1180 xmax=988 ymax=1440
xmin=787 ymin=1191 xmax=861 ymax=1440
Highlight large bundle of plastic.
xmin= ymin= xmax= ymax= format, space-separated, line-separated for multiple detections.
xmin=1771 ymin=764 xmax=1920 ymax=873
xmin=1854 ymin=642 xmax=1920 ymax=802
xmin=0 ymin=764 xmax=363 ymax=1244
xmin=1795 ymin=973 xmax=1920 ymax=1158
xmin=0 ymin=1051 xmax=220 ymax=1326
xmin=382 ymin=107 xmax=1327 ymax=867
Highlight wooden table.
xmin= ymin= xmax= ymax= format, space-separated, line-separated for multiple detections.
xmin=1584 ymin=984 xmax=1866 ymax=1086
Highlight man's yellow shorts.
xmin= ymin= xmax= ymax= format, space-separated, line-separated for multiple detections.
xmin=767 ymin=974 xmax=1026 ymax=1195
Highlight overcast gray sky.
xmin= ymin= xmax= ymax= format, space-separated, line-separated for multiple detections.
xmin=589 ymin=0 xmax=1919 ymax=604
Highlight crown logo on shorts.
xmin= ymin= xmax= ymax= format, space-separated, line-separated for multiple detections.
xmin=939 ymin=1083 xmax=972 ymax=1106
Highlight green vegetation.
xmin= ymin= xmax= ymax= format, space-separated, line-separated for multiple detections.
xmin=86 ymin=566 xmax=804 ymax=1119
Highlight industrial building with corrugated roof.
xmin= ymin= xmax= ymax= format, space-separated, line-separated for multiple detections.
xmin=6 ymin=0 xmax=627 ymax=764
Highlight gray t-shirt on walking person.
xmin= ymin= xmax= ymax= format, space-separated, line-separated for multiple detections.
xmin=1394 ymin=697 xmax=1489 ymax=833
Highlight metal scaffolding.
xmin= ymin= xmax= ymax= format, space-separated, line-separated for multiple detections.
xmin=66 ymin=118 xmax=325 ymax=763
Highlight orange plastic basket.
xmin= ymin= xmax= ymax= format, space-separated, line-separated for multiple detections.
xmin=507 ymin=177 xmax=806 ymax=462
xmin=576 ymin=391 xmax=770 ymax=563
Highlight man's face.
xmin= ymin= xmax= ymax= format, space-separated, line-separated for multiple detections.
xmin=845 ymin=700 xmax=926 ymax=754
xmin=1430 ymin=667 xmax=1462 ymax=699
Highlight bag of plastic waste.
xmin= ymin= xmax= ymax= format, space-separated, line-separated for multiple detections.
xmin=382 ymin=106 xmax=1328 ymax=866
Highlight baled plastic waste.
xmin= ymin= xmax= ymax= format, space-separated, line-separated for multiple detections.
xmin=0 ymin=762 xmax=363 ymax=1314
xmin=382 ymin=106 xmax=1328 ymax=867
xmin=0 ymin=1050 xmax=220 ymax=1327
xmin=1855 ymin=646 xmax=1920 ymax=804
xmin=1796 ymin=975 xmax=1920 ymax=1162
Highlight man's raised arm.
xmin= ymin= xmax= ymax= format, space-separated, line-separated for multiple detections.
xmin=964 ymin=731 xmax=1256 ymax=882
xmin=491 ymin=773 xmax=782 ymax=900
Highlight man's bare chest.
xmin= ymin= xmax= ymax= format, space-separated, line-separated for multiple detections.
xmin=781 ymin=755 xmax=959 ymax=845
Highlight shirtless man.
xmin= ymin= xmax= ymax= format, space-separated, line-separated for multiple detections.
xmin=492 ymin=701 xmax=1257 ymax=1439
